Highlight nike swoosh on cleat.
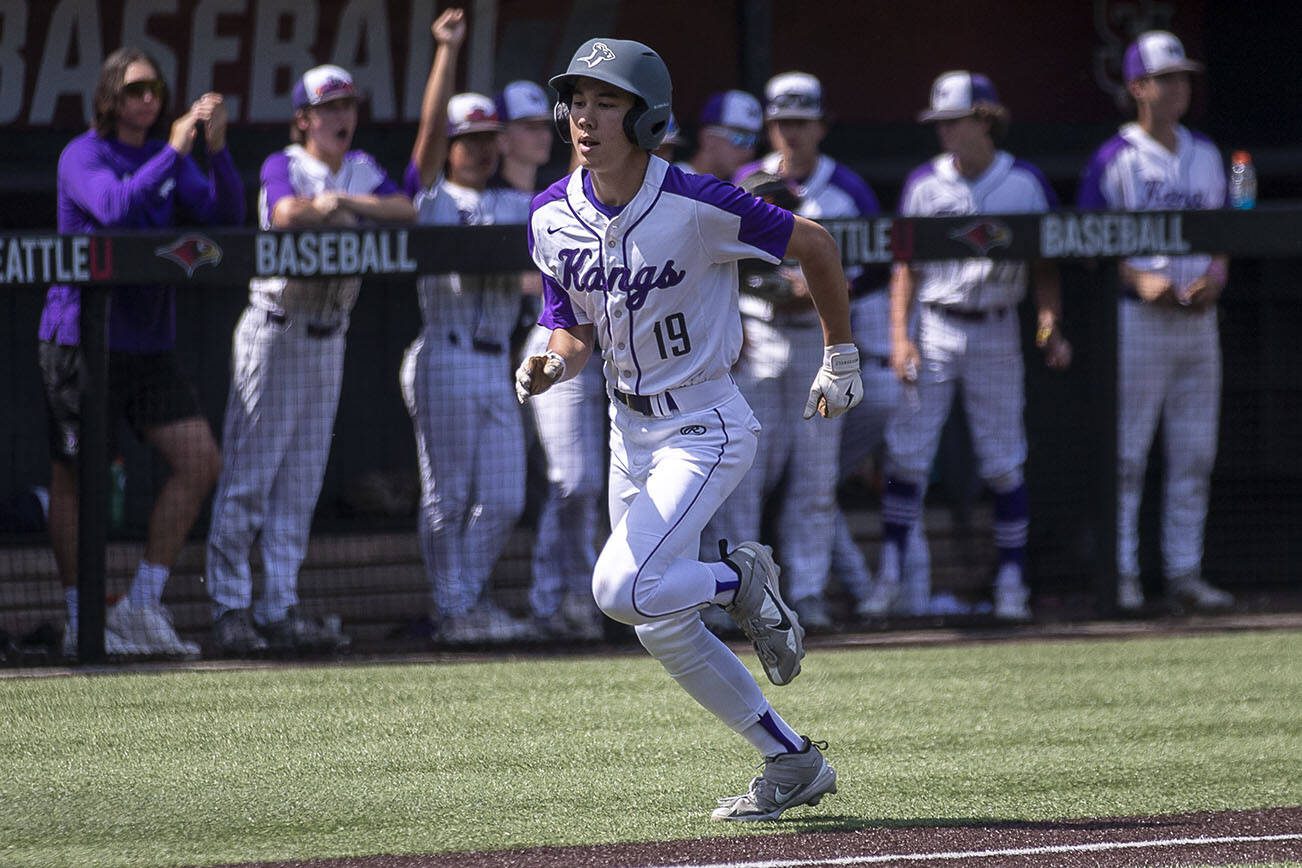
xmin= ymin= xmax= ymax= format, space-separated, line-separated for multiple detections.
xmin=764 ymin=587 xmax=792 ymax=631
xmin=772 ymin=785 xmax=799 ymax=805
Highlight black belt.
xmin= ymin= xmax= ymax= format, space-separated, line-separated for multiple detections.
xmin=925 ymin=303 xmax=1008 ymax=322
xmin=266 ymin=311 xmax=340 ymax=338
xmin=445 ymin=331 xmax=504 ymax=354
xmin=614 ymin=388 xmax=678 ymax=415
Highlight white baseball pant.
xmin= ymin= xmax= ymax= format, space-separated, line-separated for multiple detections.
xmin=522 ymin=325 xmax=608 ymax=618
xmin=401 ymin=330 xmax=526 ymax=617
xmin=1117 ymin=301 xmax=1221 ymax=579
xmin=206 ymin=306 xmax=345 ymax=623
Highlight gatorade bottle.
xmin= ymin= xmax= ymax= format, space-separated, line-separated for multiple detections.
xmin=1229 ymin=151 xmax=1256 ymax=210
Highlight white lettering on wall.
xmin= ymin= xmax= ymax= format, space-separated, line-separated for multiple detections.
xmin=247 ymin=0 xmax=318 ymax=122
xmin=30 ymin=0 xmax=103 ymax=125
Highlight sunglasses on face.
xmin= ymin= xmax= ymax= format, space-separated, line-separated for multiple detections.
xmin=707 ymin=126 xmax=758 ymax=150
xmin=122 ymin=79 xmax=165 ymax=100
xmin=768 ymin=92 xmax=820 ymax=112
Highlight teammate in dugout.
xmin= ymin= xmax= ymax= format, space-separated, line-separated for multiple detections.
xmin=401 ymin=8 xmax=535 ymax=644
xmin=1078 ymin=31 xmax=1234 ymax=613
xmin=517 ymin=37 xmax=859 ymax=821
xmin=498 ymin=78 xmax=612 ymax=642
xmin=877 ymin=71 xmax=1072 ymax=622
xmin=39 ymin=47 xmax=245 ymax=658
xmin=205 ymin=64 xmax=414 ymax=656
xmin=677 ymin=89 xmax=763 ymax=181
xmin=711 ymin=71 xmax=884 ymax=631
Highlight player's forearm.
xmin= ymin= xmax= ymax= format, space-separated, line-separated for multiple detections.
xmin=546 ymin=324 xmax=596 ymax=382
xmin=411 ymin=41 xmax=460 ymax=190
xmin=1031 ymin=260 xmax=1063 ymax=327
xmin=786 ymin=217 xmax=852 ymax=345
xmin=271 ymin=197 xmax=333 ymax=227
xmin=340 ymin=193 xmax=417 ymax=223
xmin=888 ymin=263 xmax=916 ymax=343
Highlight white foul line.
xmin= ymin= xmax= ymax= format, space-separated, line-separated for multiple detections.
xmin=641 ymin=832 xmax=1302 ymax=868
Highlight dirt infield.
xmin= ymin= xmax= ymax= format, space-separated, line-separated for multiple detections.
xmin=212 ymin=806 xmax=1302 ymax=867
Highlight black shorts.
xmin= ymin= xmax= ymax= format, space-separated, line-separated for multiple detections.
xmin=39 ymin=342 xmax=203 ymax=463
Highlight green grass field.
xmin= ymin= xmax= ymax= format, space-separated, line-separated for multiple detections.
xmin=2 ymin=629 xmax=1300 ymax=867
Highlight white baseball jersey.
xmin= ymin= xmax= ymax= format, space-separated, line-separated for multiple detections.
xmin=249 ymin=145 xmax=398 ymax=322
xmin=902 ymin=151 xmax=1056 ymax=310
xmin=529 ymin=157 xmax=794 ymax=396
xmin=415 ymin=176 xmax=533 ymax=347
xmin=1078 ymin=122 xmax=1226 ymax=289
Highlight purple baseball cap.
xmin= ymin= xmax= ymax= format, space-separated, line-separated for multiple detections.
xmin=1124 ymin=31 xmax=1203 ymax=83
xmin=700 ymin=89 xmax=763 ymax=133
xmin=495 ymin=80 xmax=551 ymax=122
xmin=447 ymin=92 xmax=502 ymax=138
xmin=917 ymin=70 xmax=1002 ymax=122
xmin=292 ymin=65 xmax=358 ymax=110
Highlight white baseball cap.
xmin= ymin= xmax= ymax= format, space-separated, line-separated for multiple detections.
xmin=292 ymin=65 xmax=358 ymax=110
xmin=1124 ymin=31 xmax=1203 ymax=83
xmin=764 ymin=72 xmax=823 ymax=121
xmin=496 ymin=80 xmax=551 ymax=122
xmin=700 ymin=89 xmax=763 ymax=133
xmin=446 ymin=92 xmax=502 ymax=138
xmin=917 ymin=70 xmax=1002 ymax=122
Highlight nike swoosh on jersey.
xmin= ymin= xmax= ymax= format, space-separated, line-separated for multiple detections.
xmin=547 ymin=225 xmax=563 ymax=234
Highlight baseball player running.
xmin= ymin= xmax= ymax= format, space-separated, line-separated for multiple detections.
xmin=1078 ymin=31 xmax=1234 ymax=613
xmin=712 ymin=71 xmax=882 ymax=631
xmin=205 ymin=65 xmax=413 ymax=655
xmin=519 ymin=37 xmax=860 ymax=820
xmin=402 ymin=9 xmax=534 ymax=644
xmin=878 ymin=71 xmax=1071 ymax=622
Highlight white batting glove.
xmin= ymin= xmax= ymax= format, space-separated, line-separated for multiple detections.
xmin=514 ymin=351 xmax=566 ymax=404
xmin=803 ymin=343 xmax=863 ymax=420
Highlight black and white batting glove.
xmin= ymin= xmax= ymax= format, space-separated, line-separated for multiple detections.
xmin=803 ymin=343 xmax=863 ymax=420
xmin=514 ymin=351 xmax=566 ymax=404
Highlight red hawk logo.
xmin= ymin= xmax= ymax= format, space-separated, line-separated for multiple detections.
xmin=154 ymin=233 xmax=223 ymax=277
xmin=949 ymin=219 xmax=1012 ymax=255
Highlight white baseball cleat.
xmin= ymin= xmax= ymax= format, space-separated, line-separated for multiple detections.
xmin=721 ymin=540 xmax=805 ymax=686
xmin=857 ymin=542 xmax=901 ymax=618
xmin=993 ymin=563 xmax=1031 ymax=622
xmin=711 ymin=738 xmax=838 ymax=821
xmin=1166 ymin=571 xmax=1234 ymax=611
xmin=106 ymin=600 xmax=201 ymax=659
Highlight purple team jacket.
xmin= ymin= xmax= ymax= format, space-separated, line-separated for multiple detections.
xmin=39 ymin=130 xmax=246 ymax=352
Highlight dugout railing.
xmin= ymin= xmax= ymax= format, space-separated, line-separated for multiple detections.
xmin=2 ymin=207 xmax=1299 ymax=662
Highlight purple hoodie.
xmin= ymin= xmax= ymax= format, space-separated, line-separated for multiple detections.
xmin=39 ymin=130 xmax=246 ymax=352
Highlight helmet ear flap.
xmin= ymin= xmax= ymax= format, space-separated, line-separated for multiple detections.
xmin=621 ymin=103 xmax=644 ymax=146
xmin=553 ymin=101 xmax=572 ymax=144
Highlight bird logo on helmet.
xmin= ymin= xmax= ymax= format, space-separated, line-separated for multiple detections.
xmin=549 ymin=37 xmax=673 ymax=151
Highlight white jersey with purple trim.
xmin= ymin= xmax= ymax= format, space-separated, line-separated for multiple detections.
xmin=1078 ymin=122 xmax=1226 ymax=290
xmin=249 ymin=145 xmax=398 ymax=323
xmin=902 ymin=151 xmax=1056 ymax=310
xmin=415 ymin=176 xmax=532 ymax=347
xmin=737 ymin=153 xmax=881 ymax=325
xmin=529 ymin=156 xmax=794 ymax=397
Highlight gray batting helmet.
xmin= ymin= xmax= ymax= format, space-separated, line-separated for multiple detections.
xmin=549 ymin=38 xmax=672 ymax=151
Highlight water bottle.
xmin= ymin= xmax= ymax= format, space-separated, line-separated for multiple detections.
xmin=1229 ymin=151 xmax=1256 ymax=209
xmin=109 ymin=456 xmax=126 ymax=531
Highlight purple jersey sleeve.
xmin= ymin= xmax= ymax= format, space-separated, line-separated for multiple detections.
xmin=529 ymin=176 xmax=584 ymax=329
xmin=829 ymin=162 xmax=881 ymax=216
xmin=1078 ymin=135 xmax=1127 ymax=210
xmin=662 ymin=169 xmax=794 ymax=262
xmin=347 ymin=149 xmax=401 ymax=195
xmin=403 ymin=161 xmax=426 ymax=199
xmin=1013 ymin=158 xmax=1059 ymax=210
xmin=260 ymin=152 xmax=296 ymax=222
